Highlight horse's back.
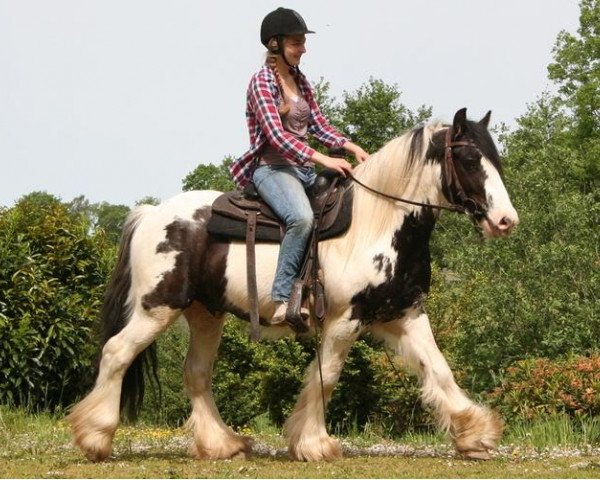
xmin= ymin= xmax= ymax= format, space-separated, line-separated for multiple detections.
xmin=132 ymin=190 xmax=221 ymax=234
xmin=127 ymin=190 xmax=223 ymax=292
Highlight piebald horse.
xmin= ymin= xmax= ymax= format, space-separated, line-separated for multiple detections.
xmin=68 ymin=108 xmax=518 ymax=462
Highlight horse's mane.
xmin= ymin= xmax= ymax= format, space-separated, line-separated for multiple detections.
xmin=338 ymin=121 xmax=446 ymax=256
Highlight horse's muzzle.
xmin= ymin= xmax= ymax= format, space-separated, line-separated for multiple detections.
xmin=480 ymin=210 xmax=519 ymax=238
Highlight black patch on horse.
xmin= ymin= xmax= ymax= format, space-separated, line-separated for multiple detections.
xmin=142 ymin=207 xmax=230 ymax=315
xmin=350 ymin=209 xmax=435 ymax=324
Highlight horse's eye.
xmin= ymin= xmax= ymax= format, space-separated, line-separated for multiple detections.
xmin=463 ymin=158 xmax=480 ymax=173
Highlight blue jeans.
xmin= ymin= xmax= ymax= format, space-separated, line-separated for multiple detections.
xmin=252 ymin=164 xmax=316 ymax=302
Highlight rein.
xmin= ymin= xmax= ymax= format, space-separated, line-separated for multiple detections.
xmin=348 ymin=174 xmax=465 ymax=213
xmin=348 ymin=127 xmax=487 ymax=218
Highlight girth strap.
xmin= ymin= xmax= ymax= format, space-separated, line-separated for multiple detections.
xmin=246 ymin=210 xmax=260 ymax=342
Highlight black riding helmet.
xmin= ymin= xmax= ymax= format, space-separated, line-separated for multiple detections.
xmin=260 ymin=7 xmax=315 ymax=48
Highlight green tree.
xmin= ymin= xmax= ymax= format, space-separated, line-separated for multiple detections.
xmin=427 ymin=66 xmax=600 ymax=391
xmin=135 ymin=196 xmax=161 ymax=206
xmin=547 ymin=0 xmax=600 ymax=192
xmin=337 ymin=78 xmax=432 ymax=155
xmin=182 ymin=156 xmax=235 ymax=192
xmin=0 ymin=194 xmax=114 ymax=410
xmin=95 ymin=202 xmax=130 ymax=244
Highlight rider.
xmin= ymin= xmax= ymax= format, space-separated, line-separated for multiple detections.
xmin=230 ymin=7 xmax=369 ymax=325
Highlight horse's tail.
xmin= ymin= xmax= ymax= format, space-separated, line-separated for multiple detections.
xmin=99 ymin=204 xmax=158 ymax=422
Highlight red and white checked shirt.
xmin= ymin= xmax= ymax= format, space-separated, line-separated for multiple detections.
xmin=230 ymin=65 xmax=348 ymax=188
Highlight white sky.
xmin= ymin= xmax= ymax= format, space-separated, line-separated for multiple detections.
xmin=0 ymin=0 xmax=580 ymax=207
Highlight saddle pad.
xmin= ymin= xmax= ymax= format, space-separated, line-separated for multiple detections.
xmin=207 ymin=187 xmax=354 ymax=242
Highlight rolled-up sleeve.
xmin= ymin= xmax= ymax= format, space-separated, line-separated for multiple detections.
xmin=303 ymin=79 xmax=348 ymax=149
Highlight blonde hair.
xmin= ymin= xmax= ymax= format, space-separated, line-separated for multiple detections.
xmin=265 ymin=38 xmax=291 ymax=116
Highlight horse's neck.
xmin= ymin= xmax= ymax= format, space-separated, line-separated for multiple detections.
xmin=347 ymin=152 xmax=442 ymax=248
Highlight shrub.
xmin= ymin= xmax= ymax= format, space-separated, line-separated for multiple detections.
xmin=488 ymin=355 xmax=600 ymax=421
xmin=0 ymin=194 xmax=114 ymax=411
xmin=140 ymin=318 xmax=431 ymax=436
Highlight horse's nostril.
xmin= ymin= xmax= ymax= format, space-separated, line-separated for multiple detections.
xmin=499 ymin=216 xmax=514 ymax=230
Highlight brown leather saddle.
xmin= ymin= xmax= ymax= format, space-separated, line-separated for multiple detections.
xmin=206 ymin=169 xmax=353 ymax=340
xmin=207 ymin=169 xmax=353 ymax=242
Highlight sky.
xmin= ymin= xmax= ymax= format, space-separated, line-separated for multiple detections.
xmin=0 ymin=0 xmax=581 ymax=208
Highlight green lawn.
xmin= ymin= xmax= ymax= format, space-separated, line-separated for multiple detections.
xmin=1 ymin=409 xmax=599 ymax=478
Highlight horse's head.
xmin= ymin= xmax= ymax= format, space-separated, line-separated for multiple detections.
xmin=429 ymin=108 xmax=519 ymax=238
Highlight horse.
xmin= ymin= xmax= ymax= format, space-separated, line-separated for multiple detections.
xmin=68 ymin=108 xmax=519 ymax=462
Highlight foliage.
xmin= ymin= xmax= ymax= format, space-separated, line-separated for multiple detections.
xmin=311 ymin=77 xmax=431 ymax=157
xmin=182 ymin=156 xmax=235 ymax=192
xmin=135 ymin=196 xmax=161 ymax=206
xmin=425 ymin=3 xmax=600 ymax=392
xmin=489 ymin=355 xmax=600 ymax=421
xmin=424 ymin=92 xmax=600 ymax=394
xmin=336 ymin=77 xmax=432 ymax=154
xmin=95 ymin=202 xmax=130 ymax=244
xmin=0 ymin=194 xmax=114 ymax=411
xmin=67 ymin=195 xmax=131 ymax=244
xmin=140 ymin=319 xmax=429 ymax=436
xmin=547 ymin=0 xmax=600 ymax=193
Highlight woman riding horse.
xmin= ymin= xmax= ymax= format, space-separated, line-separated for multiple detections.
xmin=68 ymin=104 xmax=518 ymax=462
xmin=230 ymin=7 xmax=370 ymax=326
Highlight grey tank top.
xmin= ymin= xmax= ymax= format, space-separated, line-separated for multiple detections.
xmin=260 ymin=95 xmax=310 ymax=166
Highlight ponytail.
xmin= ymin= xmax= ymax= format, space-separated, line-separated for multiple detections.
xmin=265 ymin=37 xmax=290 ymax=116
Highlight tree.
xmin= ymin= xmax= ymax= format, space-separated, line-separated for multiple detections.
xmin=95 ymin=202 xmax=130 ymax=244
xmin=337 ymin=78 xmax=432 ymax=155
xmin=426 ymin=30 xmax=600 ymax=391
xmin=182 ymin=156 xmax=235 ymax=192
xmin=135 ymin=196 xmax=161 ymax=206
xmin=547 ymin=0 xmax=600 ymax=192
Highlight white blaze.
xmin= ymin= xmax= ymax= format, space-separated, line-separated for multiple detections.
xmin=481 ymin=157 xmax=519 ymax=233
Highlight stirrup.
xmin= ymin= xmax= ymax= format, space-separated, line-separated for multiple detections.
xmin=285 ymin=308 xmax=309 ymax=334
xmin=286 ymin=279 xmax=309 ymax=333
xmin=269 ymin=302 xmax=309 ymax=333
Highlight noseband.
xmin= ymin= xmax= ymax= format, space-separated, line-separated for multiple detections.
xmin=349 ymin=127 xmax=488 ymax=219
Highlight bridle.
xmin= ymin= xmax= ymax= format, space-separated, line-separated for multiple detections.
xmin=349 ymin=127 xmax=489 ymax=220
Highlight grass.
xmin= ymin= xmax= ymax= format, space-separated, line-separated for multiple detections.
xmin=504 ymin=414 xmax=600 ymax=448
xmin=1 ymin=407 xmax=600 ymax=478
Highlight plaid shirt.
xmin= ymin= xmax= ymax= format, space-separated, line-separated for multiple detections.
xmin=230 ymin=65 xmax=348 ymax=188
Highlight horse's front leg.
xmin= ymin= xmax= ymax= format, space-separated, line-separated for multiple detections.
xmin=370 ymin=308 xmax=502 ymax=459
xmin=285 ymin=312 xmax=361 ymax=461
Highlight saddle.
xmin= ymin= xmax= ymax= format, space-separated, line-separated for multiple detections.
xmin=207 ymin=169 xmax=353 ymax=243
xmin=207 ymin=168 xmax=354 ymax=340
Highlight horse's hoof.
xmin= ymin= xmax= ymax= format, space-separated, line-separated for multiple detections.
xmin=460 ymin=449 xmax=492 ymax=460
xmin=189 ymin=435 xmax=253 ymax=460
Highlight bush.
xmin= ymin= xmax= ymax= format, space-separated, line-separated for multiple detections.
xmin=140 ymin=318 xmax=430 ymax=436
xmin=0 ymin=194 xmax=114 ymax=411
xmin=489 ymin=355 xmax=600 ymax=421
xmin=424 ymin=97 xmax=600 ymax=393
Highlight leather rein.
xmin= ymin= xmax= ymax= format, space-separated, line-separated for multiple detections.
xmin=348 ymin=127 xmax=488 ymax=219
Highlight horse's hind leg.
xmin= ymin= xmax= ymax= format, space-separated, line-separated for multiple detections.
xmin=183 ymin=302 xmax=252 ymax=459
xmin=370 ymin=308 xmax=503 ymax=459
xmin=68 ymin=306 xmax=178 ymax=462
xmin=285 ymin=313 xmax=361 ymax=461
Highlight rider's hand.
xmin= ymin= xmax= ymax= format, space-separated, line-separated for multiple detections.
xmin=312 ymin=152 xmax=353 ymax=176
xmin=321 ymin=156 xmax=354 ymax=176
xmin=344 ymin=142 xmax=370 ymax=163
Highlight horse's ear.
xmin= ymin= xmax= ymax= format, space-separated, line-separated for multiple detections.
xmin=453 ymin=108 xmax=468 ymax=135
xmin=479 ymin=110 xmax=492 ymax=128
